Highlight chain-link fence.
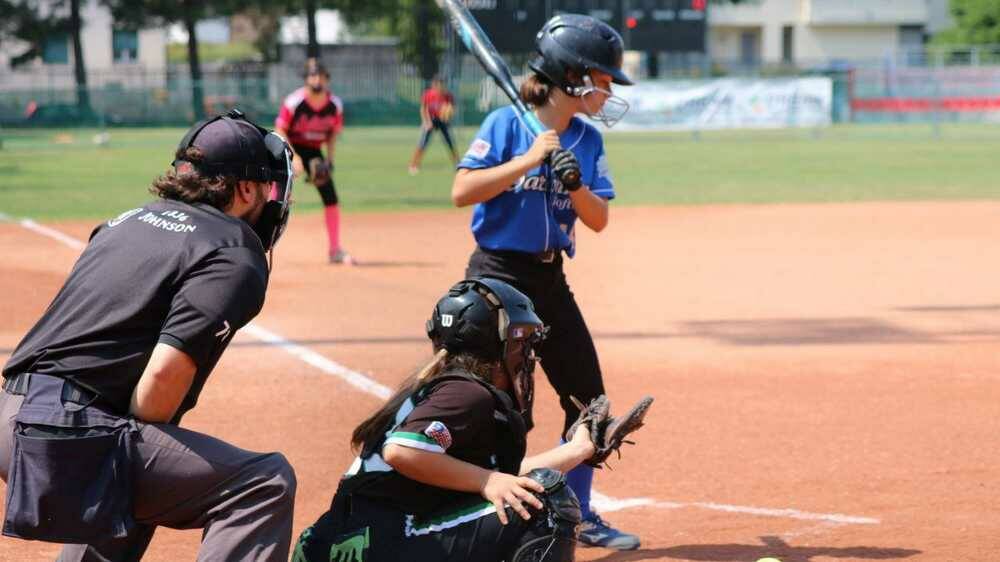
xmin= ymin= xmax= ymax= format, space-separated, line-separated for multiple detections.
xmin=4 ymin=46 xmax=1000 ymax=128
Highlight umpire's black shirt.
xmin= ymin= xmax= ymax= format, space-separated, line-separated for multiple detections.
xmin=3 ymin=200 xmax=269 ymax=420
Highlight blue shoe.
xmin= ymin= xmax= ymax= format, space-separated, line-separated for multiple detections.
xmin=577 ymin=513 xmax=641 ymax=550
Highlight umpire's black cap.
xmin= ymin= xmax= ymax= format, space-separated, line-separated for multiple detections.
xmin=173 ymin=109 xmax=288 ymax=184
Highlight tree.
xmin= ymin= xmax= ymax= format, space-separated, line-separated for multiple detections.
xmin=934 ymin=0 xmax=1000 ymax=45
xmin=0 ymin=0 xmax=90 ymax=114
xmin=68 ymin=0 xmax=90 ymax=114
xmin=339 ymin=0 xmax=443 ymax=81
xmin=105 ymin=0 xmax=243 ymax=120
xmin=0 ymin=1 xmax=53 ymax=65
xmin=262 ymin=0 xmax=443 ymax=82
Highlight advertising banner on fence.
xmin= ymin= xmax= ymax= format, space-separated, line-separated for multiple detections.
xmin=615 ymin=77 xmax=833 ymax=131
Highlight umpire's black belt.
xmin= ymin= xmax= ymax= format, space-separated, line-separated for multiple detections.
xmin=3 ymin=373 xmax=98 ymax=405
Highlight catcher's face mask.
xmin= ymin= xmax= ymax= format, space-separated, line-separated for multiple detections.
xmin=173 ymin=109 xmax=294 ymax=253
xmin=499 ymin=313 xmax=548 ymax=419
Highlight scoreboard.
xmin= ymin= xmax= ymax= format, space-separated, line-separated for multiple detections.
xmin=463 ymin=0 xmax=706 ymax=53
xmin=463 ymin=0 xmax=548 ymax=54
xmin=622 ymin=0 xmax=706 ymax=52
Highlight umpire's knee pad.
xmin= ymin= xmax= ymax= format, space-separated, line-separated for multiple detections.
xmin=510 ymin=468 xmax=581 ymax=562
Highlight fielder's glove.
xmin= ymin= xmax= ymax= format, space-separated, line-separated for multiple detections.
xmin=549 ymin=148 xmax=582 ymax=192
xmin=566 ymin=394 xmax=654 ymax=468
xmin=308 ymin=157 xmax=333 ymax=186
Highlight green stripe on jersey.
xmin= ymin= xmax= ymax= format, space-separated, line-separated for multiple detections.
xmin=404 ymin=500 xmax=496 ymax=537
xmin=385 ymin=432 xmax=445 ymax=453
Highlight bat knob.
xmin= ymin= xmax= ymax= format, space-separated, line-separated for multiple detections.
xmin=563 ymin=169 xmax=580 ymax=186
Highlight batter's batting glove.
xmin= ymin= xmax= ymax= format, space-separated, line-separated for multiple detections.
xmin=309 ymin=157 xmax=333 ymax=186
xmin=568 ymin=395 xmax=654 ymax=469
xmin=549 ymin=148 xmax=582 ymax=192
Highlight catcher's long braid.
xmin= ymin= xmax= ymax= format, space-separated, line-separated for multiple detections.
xmin=416 ymin=348 xmax=449 ymax=381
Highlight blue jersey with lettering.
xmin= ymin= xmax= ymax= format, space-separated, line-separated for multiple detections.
xmin=457 ymin=106 xmax=615 ymax=258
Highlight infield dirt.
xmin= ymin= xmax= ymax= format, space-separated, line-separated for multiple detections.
xmin=1 ymin=201 xmax=997 ymax=562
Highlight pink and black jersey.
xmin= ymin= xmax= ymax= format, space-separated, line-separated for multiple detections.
xmin=275 ymin=87 xmax=344 ymax=149
xmin=421 ymin=88 xmax=454 ymax=119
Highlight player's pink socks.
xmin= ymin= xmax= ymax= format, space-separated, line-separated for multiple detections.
xmin=324 ymin=204 xmax=341 ymax=255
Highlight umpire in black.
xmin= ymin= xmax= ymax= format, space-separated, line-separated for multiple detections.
xmin=0 ymin=109 xmax=297 ymax=561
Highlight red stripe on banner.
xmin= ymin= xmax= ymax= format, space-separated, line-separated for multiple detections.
xmin=852 ymin=96 xmax=1000 ymax=112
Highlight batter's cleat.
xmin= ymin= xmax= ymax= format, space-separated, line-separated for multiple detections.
xmin=408 ymin=165 xmax=419 ymax=176
xmin=329 ymin=249 xmax=356 ymax=266
xmin=577 ymin=513 xmax=640 ymax=551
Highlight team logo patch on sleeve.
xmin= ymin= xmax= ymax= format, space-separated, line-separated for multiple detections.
xmin=424 ymin=421 xmax=453 ymax=450
xmin=466 ymin=138 xmax=491 ymax=159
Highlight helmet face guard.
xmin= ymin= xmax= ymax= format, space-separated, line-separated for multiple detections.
xmin=575 ymin=74 xmax=631 ymax=128
xmin=173 ymin=109 xmax=294 ymax=252
xmin=426 ymin=277 xmax=546 ymax=419
xmin=502 ymin=321 xmax=547 ymax=419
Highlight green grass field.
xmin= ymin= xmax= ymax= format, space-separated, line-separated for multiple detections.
xmin=1 ymin=124 xmax=998 ymax=220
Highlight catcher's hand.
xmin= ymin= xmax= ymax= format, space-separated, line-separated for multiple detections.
xmin=308 ymin=157 xmax=332 ymax=186
xmin=566 ymin=394 xmax=654 ymax=469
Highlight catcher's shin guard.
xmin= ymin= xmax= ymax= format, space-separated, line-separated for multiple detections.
xmin=511 ymin=469 xmax=581 ymax=562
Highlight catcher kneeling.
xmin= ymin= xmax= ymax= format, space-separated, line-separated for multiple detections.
xmin=293 ymin=278 xmax=651 ymax=562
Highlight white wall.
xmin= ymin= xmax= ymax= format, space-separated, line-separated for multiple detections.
xmin=709 ymin=0 xmax=928 ymax=64
xmin=797 ymin=26 xmax=899 ymax=61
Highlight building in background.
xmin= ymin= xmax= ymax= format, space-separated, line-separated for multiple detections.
xmin=0 ymin=0 xmax=167 ymax=92
xmin=707 ymin=0 xmax=951 ymax=68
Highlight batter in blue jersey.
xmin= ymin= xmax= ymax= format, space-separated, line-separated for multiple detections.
xmin=451 ymin=14 xmax=641 ymax=552
xmin=458 ymin=105 xmax=615 ymax=258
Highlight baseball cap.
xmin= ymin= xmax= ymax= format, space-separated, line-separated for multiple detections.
xmin=173 ymin=109 xmax=288 ymax=184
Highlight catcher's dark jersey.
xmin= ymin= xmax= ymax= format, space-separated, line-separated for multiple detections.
xmin=342 ymin=375 xmax=526 ymax=516
xmin=2 ymin=200 xmax=268 ymax=419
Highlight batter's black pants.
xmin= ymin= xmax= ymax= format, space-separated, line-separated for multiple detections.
xmin=293 ymin=144 xmax=339 ymax=206
xmin=466 ymin=247 xmax=606 ymax=434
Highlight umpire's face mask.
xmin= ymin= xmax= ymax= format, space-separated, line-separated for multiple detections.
xmin=251 ymin=132 xmax=294 ymax=253
xmin=173 ymin=110 xmax=294 ymax=254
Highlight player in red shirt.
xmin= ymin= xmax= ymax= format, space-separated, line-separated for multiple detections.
xmin=275 ymin=58 xmax=354 ymax=265
xmin=408 ymin=76 xmax=459 ymax=175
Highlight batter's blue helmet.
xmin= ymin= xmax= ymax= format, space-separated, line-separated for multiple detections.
xmin=529 ymin=14 xmax=634 ymax=96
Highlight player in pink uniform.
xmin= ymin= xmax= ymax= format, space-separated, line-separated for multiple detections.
xmin=408 ymin=76 xmax=459 ymax=175
xmin=276 ymin=58 xmax=353 ymax=265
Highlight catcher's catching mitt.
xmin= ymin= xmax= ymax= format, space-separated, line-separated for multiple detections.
xmin=566 ymin=394 xmax=654 ymax=468
xmin=308 ymin=157 xmax=332 ymax=186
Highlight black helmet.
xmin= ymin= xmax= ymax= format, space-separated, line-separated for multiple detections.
xmin=427 ymin=278 xmax=546 ymax=416
xmin=529 ymin=14 xmax=634 ymax=96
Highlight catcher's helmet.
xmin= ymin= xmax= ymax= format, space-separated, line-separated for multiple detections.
xmin=529 ymin=14 xmax=633 ymax=96
xmin=427 ymin=278 xmax=546 ymax=416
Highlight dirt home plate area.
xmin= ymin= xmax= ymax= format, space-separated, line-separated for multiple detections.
xmin=1 ymin=201 xmax=998 ymax=562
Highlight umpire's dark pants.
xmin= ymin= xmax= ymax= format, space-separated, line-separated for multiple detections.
xmin=467 ymin=247 xmax=606 ymax=434
xmin=0 ymin=389 xmax=296 ymax=562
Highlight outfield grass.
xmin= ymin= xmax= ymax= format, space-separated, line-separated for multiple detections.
xmin=0 ymin=123 xmax=998 ymax=220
